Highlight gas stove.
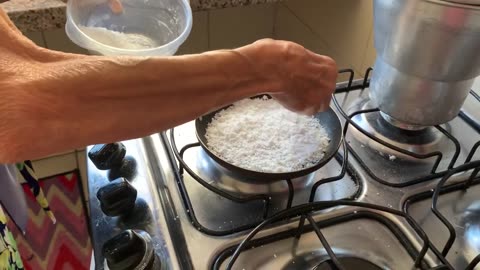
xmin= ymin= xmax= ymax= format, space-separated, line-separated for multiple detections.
xmin=87 ymin=69 xmax=480 ymax=270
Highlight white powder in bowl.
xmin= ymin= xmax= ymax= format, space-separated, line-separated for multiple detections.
xmin=79 ymin=26 xmax=158 ymax=50
xmin=205 ymin=97 xmax=331 ymax=173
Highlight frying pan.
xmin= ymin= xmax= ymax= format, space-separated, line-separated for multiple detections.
xmin=195 ymin=101 xmax=343 ymax=182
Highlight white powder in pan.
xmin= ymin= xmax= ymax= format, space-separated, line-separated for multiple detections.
xmin=79 ymin=26 xmax=158 ymax=50
xmin=205 ymin=97 xmax=331 ymax=173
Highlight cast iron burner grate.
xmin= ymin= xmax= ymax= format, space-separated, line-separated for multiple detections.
xmin=405 ymin=161 xmax=480 ymax=270
xmin=213 ymin=210 xmax=433 ymax=270
xmin=163 ymin=68 xmax=480 ymax=269
xmin=335 ymin=68 xmax=479 ymax=187
xmin=215 ymin=70 xmax=480 ymax=270
xmin=216 ymin=165 xmax=480 ymax=270
xmin=164 ymin=105 xmax=359 ymax=236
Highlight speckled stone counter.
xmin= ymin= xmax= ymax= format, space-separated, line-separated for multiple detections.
xmin=0 ymin=0 xmax=281 ymax=33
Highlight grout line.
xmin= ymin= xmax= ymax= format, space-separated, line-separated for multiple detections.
xmin=40 ymin=31 xmax=48 ymax=48
xmin=283 ymin=2 xmax=372 ymax=72
xmin=206 ymin=10 xmax=211 ymax=50
xmin=282 ymin=3 xmax=331 ymax=53
xmin=272 ymin=2 xmax=279 ymax=38
xmin=359 ymin=27 xmax=375 ymax=76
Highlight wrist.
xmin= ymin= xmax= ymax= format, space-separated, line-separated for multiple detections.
xmin=233 ymin=45 xmax=281 ymax=95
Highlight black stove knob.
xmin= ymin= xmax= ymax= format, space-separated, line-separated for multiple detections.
xmin=103 ymin=230 xmax=159 ymax=270
xmin=108 ymin=156 xmax=138 ymax=181
xmin=97 ymin=178 xmax=137 ymax=217
xmin=88 ymin=143 xmax=126 ymax=170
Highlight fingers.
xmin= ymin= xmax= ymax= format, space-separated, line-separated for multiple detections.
xmin=250 ymin=39 xmax=337 ymax=115
xmin=108 ymin=0 xmax=124 ymax=14
xmin=304 ymin=95 xmax=332 ymax=115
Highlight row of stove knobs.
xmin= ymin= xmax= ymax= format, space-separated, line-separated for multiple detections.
xmin=89 ymin=143 xmax=161 ymax=270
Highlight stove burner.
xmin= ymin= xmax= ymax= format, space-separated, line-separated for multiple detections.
xmin=194 ymin=148 xmax=315 ymax=195
xmin=347 ymin=98 xmax=446 ymax=161
xmin=312 ymin=257 xmax=383 ymax=270
xmin=380 ymin=112 xmax=427 ymax=131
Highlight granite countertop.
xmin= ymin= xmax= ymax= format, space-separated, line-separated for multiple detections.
xmin=1 ymin=0 xmax=280 ymax=32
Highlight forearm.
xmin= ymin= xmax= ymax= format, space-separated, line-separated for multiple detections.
xmin=1 ymin=49 xmax=270 ymax=162
xmin=0 ymin=8 xmax=337 ymax=163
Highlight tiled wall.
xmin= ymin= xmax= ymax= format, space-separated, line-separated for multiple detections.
xmin=177 ymin=4 xmax=276 ymax=54
xmin=274 ymin=0 xmax=376 ymax=80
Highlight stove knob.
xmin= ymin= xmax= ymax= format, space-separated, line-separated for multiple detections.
xmin=88 ymin=143 xmax=126 ymax=170
xmin=103 ymin=230 xmax=160 ymax=270
xmin=97 ymin=178 xmax=137 ymax=217
xmin=108 ymin=156 xmax=137 ymax=181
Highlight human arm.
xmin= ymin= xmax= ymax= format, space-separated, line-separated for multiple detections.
xmin=0 ymin=9 xmax=337 ymax=163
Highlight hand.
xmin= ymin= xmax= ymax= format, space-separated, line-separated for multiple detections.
xmin=108 ymin=0 xmax=124 ymax=14
xmin=238 ymin=39 xmax=337 ymax=115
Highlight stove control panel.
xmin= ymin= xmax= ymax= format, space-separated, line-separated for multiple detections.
xmin=87 ymin=140 xmax=174 ymax=269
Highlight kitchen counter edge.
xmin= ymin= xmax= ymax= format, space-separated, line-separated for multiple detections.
xmin=1 ymin=0 xmax=281 ymax=33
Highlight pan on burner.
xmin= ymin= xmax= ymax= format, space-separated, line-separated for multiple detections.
xmin=195 ymin=98 xmax=343 ymax=182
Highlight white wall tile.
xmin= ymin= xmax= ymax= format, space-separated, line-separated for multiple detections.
xmin=176 ymin=11 xmax=209 ymax=55
xmin=284 ymin=0 xmax=374 ymax=74
xmin=43 ymin=26 xmax=89 ymax=54
xmin=361 ymin=29 xmax=376 ymax=76
xmin=209 ymin=4 xmax=275 ymax=50
xmin=274 ymin=4 xmax=360 ymax=82
xmin=23 ymin=32 xmax=46 ymax=48
xmin=274 ymin=4 xmax=329 ymax=54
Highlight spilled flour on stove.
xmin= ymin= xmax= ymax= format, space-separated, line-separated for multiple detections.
xmin=205 ymin=96 xmax=330 ymax=173
xmin=79 ymin=26 xmax=158 ymax=50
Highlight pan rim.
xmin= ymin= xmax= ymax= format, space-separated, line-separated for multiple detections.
xmin=195 ymin=104 xmax=343 ymax=182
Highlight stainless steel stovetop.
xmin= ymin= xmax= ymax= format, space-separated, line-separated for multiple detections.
xmin=87 ymin=70 xmax=480 ymax=270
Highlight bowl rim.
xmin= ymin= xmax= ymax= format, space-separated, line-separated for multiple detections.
xmin=66 ymin=0 xmax=193 ymax=53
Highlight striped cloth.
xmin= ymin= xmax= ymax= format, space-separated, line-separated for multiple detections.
xmin=1 ymin=161 xmax=55 ymax=270
xmin=0 ymin=206 xmax=24 ymax=270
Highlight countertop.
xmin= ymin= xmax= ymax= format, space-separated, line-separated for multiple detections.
xmin=1 ymin=0 xmax=281 ymax=32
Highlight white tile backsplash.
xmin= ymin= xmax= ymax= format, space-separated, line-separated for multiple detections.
xmin=361 ymin=29 xmax=376 ymax=76
xmin=274 ymin=3 xmax=361 ymax=82
xmin=177 ymin=11 xmax=209 ymax=55
xmin=274 ymin=4 xmax=329 ymax=54
xmin=23 ymin=31 xmax=46 ymax=47
xmin=209 ymin=3 xmax=275 ymax=50
xmin=43 ymin=26 xmax=89 ymax=54
xmin=283 ymin=0 xmax=374 ymax=74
